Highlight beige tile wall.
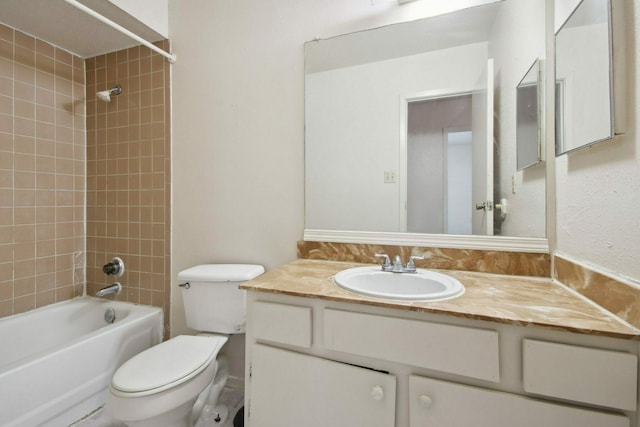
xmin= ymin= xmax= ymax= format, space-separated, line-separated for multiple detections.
xmin=0 ymin=24 xmax=86 ymax=317
xmin=85 ymin=41 xmax=171 ymax=335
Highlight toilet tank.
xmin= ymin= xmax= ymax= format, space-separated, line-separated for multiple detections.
xmin=178 ymin=264 xmax=265 ymax=334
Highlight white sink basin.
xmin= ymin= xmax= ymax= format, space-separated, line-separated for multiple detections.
xmin=334 ymin=266 xmax=465 ymax=302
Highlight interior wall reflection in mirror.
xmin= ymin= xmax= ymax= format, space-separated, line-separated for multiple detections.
xmin=304 ymin=0 xmax=546 ymax=239
xmin=555 ymin=0 xmax=613 ymax=154
xmin=517 ymin=59 xmax=542 ymax=170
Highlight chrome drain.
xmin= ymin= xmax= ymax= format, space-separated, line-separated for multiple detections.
xmin=104 ymin=307 xmax=116 ymax=324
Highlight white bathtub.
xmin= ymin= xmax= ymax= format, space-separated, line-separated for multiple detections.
xmin=0 ymin=297 xmax=163 ymax=427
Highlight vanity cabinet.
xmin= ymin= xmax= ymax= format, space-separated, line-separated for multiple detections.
xmin=245 ymin=293 xmax=638 ymax=427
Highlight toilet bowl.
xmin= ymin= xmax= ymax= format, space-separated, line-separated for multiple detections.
xmin=106 ymin=264 xmax=265 ymax=427
xmin=106 ymin=335 xmax=226 ymax=427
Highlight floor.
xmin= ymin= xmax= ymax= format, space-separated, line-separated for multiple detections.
xmin=72 ymin=387 xmax=244 ymax=427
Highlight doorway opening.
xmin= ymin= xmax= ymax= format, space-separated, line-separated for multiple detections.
xmin=405 ymin=94 xmax=472 ymax=234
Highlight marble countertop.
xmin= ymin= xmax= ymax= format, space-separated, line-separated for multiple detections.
xmin=240 ymin=259 xmax=640 ymax=340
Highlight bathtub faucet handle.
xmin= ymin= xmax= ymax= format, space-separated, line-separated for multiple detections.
xmin=103 ymin=257 xmax=125 ymax=277
xmin=96 ymin=282 xmax=122 ymax=298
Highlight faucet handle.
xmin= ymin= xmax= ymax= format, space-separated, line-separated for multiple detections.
xmin=405 ymin=256 xmax=425 ymax=273
xmin=374 ymin=253 xmax=392 ymax=271
xmin=103 ymin=257 xmax=125 ymax=277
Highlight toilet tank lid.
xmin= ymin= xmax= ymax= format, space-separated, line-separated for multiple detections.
xmin=177 ymin=264 xmax=265 ymax=282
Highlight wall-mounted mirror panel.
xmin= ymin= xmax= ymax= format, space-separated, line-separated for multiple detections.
xmin=304 ymin=0 xmax=547 ymax=244
xmin=555 ymin=0 xmax=613 ymax=155
xmin=517 ymin=59 xmax=542 ymax=170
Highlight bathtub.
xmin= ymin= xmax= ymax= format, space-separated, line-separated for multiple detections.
xmin=0 ymin=297 xmax=163 ymax=427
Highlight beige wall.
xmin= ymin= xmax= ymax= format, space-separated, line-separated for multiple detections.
xmin=0 ymin=24 xmax=85 ymax=317
xmin=85 ymin=42 xmax=171 ymax=336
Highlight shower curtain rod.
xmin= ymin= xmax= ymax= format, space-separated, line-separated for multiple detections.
xmin=64 ymin=0 xmax=176 ymax=63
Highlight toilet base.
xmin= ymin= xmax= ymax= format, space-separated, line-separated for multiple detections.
xmin=118 ymin=399 xmax=196 ymax=427
xmin=195 ymin=385 xmax=244 ymax=427
xmin=195 ymin=403 xmax=229 ymax=426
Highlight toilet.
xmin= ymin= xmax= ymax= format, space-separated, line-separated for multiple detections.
xmin=105 ymin=264 xmax=265 ymax=427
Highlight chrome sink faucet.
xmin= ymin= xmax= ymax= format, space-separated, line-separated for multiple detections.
xmin=392 ymin=255 xmax=404 ymax=273
xmin=374 ymin=253 xmax=424 ymax=273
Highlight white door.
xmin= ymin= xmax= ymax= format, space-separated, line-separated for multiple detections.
xmin=249 ymin=344 xmax=396 ymax=427
xmin=471 ymin=58 xmax=494 ymax=235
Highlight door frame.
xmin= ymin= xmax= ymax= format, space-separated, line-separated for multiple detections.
xmin=399 ymin=88 xmax=474 ymax=232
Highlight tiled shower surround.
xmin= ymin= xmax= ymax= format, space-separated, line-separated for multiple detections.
xmin=85 ymin=41 xmax=171 ymax=334
xmin=0 ymin=23 xmax=171 ymax=334
xmin=0 ymin=24 xmax=85 ymax=317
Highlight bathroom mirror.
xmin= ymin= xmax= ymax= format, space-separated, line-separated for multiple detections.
xmin=555 ymin=0 xmax=613 ymax=154
xmin=304 ymin=0 xmax=547 ymax=248
xmin=516 ymin=59 xmax=543 ymax=170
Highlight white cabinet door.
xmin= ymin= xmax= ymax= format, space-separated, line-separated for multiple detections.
xmin=249 ymin=344 xmax=396 ymax=427
xmin=409 ymin=376 xmax=629 ymax=427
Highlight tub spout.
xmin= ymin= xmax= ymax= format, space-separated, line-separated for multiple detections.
xmin=96 ymin=282 xmax=122 ymax=298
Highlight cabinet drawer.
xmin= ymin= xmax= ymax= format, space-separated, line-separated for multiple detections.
xmin=324 ymin=309 xmax=499 ymax=382
xmin=251 ymin=301 xmax=312 ymax=348
xmin=523 ymin=339 xmax=637 ymax=410
xmin=410 ymin=376 xmax=629 ymax=427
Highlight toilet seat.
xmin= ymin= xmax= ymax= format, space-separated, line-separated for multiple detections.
xmin=111 ymin=335 xmax=227 ymax=397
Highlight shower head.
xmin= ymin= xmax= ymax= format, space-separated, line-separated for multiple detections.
xmin=96 ymin=85 xmax=122 ymax=103
xmin=96 ymin=90 xmax=111 ymax=102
